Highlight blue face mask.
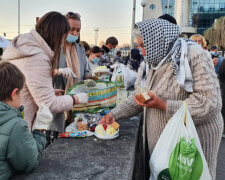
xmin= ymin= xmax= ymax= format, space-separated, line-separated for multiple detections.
xmin=110 ymin=48 xmax=115 ymax=52
xmin=139 ymin=49 xmax=143 ymax=55
xmin=66 ymin=34 xmax=78 ymax=43
xmin=92 ymin=57 xmax=100 ymax=64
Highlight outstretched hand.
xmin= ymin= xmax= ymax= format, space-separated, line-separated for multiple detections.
xmin=134 ymin=91 xmax=167 ymax=111
xmin=98 ymin=112 xmax=116 ymax=125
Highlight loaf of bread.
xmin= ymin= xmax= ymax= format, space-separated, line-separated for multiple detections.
xmin=77 ymin=120 xmax=87 ymax=131
xmin=111 ymin=122 xmax=120 ymax=130
xmin=136 ymin=92 xmax=151 ymax=103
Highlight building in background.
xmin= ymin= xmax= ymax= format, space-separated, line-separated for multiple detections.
xmin=143 ymin=0 xmax=175 ymax=20
xmin=190 ymin=0 xmax=225 ymax=35
xmin=143 ymin=0 xmax=225 ymax=36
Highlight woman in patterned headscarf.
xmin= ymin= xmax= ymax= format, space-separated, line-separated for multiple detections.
xmin=99 ymin=18 xmax=223 ymax=179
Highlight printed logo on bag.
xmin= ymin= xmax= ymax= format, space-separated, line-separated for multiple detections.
xmin=158 ymin=137 xmax=203 ymax=180
xmin=158 ymin=169 xmax=172 ymax=180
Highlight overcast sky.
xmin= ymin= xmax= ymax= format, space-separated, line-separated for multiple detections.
xmin=0 ymin=0 xmax=143 ymax=45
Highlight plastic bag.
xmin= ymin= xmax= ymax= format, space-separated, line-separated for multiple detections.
xmin=150 ymin=102 xmax=211 ymax=180
xmin=111 ymin=63 xmax=137 ymax=89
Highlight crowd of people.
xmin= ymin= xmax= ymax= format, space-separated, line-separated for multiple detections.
xmin=0 ymin=10 xmax=224 ymax=180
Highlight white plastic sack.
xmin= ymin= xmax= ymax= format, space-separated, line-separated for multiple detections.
xmin=150 ymin=102 xmax=211 ymax=180
xmin=65 ymin=115 xmax=94 ymax=137
xmin=111 ymin=63 xmax=137 ymax=89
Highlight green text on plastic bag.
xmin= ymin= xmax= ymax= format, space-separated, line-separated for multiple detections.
xmin=168 ymin=137 xmax=203 ymax=180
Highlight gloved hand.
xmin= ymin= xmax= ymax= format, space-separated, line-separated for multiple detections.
xmin=58 ymin=68 xmax=77 ymax=78
xmin=33 ymin=103 xmax=53 ymax=130
xmin=73 ymin=93 xmax=89 ymax=104
xmin=91 ymin=72 xmax=96 ymax=78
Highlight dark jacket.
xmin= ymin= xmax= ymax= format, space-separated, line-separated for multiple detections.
xmin=0 ymin=102 xmax=46 ymax=179
xmin=127 ymin=49 xmax=143 ymax=72
xmin=99 ymin=45 xmax=111 ymax=66
xmin=211 ymin=52 xmax=224 ymax=74
xmin=218 ymin=60 xmax=225 ymax=123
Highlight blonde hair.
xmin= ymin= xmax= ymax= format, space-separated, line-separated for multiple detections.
xmin=190 ymin=34 xmax=207 ymax=49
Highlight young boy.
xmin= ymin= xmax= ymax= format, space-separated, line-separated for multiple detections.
xmin=0 ymin=62 xmax=52 ymax=179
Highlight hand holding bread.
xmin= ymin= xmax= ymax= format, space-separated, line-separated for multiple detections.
xmin=134 ymin=91 xmax=167 ymax=111
xmin=98 ymin=112 xmax=116 ymax=125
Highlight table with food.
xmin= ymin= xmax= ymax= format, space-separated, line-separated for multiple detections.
xmin=11 ymin=65 xmax=149 ymax=180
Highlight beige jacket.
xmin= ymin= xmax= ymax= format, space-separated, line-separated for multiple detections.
xmin=111 ymin=44 xmax=223 ymax=180
xmin=2 ymin=30 xmax=73 ymax=130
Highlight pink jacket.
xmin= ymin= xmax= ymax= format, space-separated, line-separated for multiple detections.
xmin=2 ymin=30 xmax=73 ymax=130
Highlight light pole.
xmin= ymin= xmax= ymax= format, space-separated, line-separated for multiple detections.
xmin=131 ymin=0 xmax=136 ymax=49
xmin=180 ymin=0 xmax=184 ymax=33
xmin=18 ymin=0 xmax=20 ymax=35
xmin=94 ymin=28 xmax=99 ymax=46
xmin=141 ymin=0 xmax=147 ymax=21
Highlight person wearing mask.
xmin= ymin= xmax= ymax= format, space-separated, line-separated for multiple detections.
xmin=2 ymin=11 xmax=88 ymax=132
xmin=50 ymin=12 xmax=91 ymax=140
xmin=127 ymin=48 xmax=143 ymax=72
xmin=99 ymin=19 xmax=223 ymax=180
xmin=210 ymin=46 xmax=224 ymax=75
xmin=87 ymin=46 xmax=102 ymax=71
xmin=135 ymin=13 xmax=177 ymax=88
xmin=54 ymin=12 xmax=92 ymax=87
xmin=99 ymin=37 xmax=118 ymax=66
xmin=52 ymin=12 xmax=106 ymax=134
xmin=190 ymin=34 xmax=207 ymax=50
xmin=113 ymin=51 xmax=122 ymax=63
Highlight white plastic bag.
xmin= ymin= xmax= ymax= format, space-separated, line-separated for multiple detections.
xmin=150 ymin=102 xmax=211 ymax=180
xmin=65 ymin=114 xmax=94 ymax=137
xmin=111 ymin=63 xmax=137 ymax=89
xmin=33 ymin=103 xmax=53 ymax=130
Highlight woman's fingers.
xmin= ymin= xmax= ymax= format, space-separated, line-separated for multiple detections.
xmin=147 ymin=91 xmax=155 ymax=99
xmin=98 ymin=118 xmax=106 ymax=125
xmin=134 ymin=96 xmax=148 ymax=107
xmin=134 ymin=96 xmax=142 ymax=106
xmin=59 ymin=89 xmax=65 ymax=93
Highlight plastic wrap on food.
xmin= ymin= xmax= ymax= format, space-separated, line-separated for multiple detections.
xmin=83 ymin=113 xmax=101 ymax=132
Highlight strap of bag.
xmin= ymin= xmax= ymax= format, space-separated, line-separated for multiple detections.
xmin=183 ymin=101 xmax=187 ymax=126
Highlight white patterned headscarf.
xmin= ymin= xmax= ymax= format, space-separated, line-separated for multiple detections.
xmin=136 ymin=18 xmax=196 ymax=92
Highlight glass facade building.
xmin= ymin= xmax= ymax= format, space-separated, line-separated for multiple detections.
xmin=144 ymin=0 xmax=225 ymax=35
xmin=189 ymin=0 xmax=225 ymax=34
